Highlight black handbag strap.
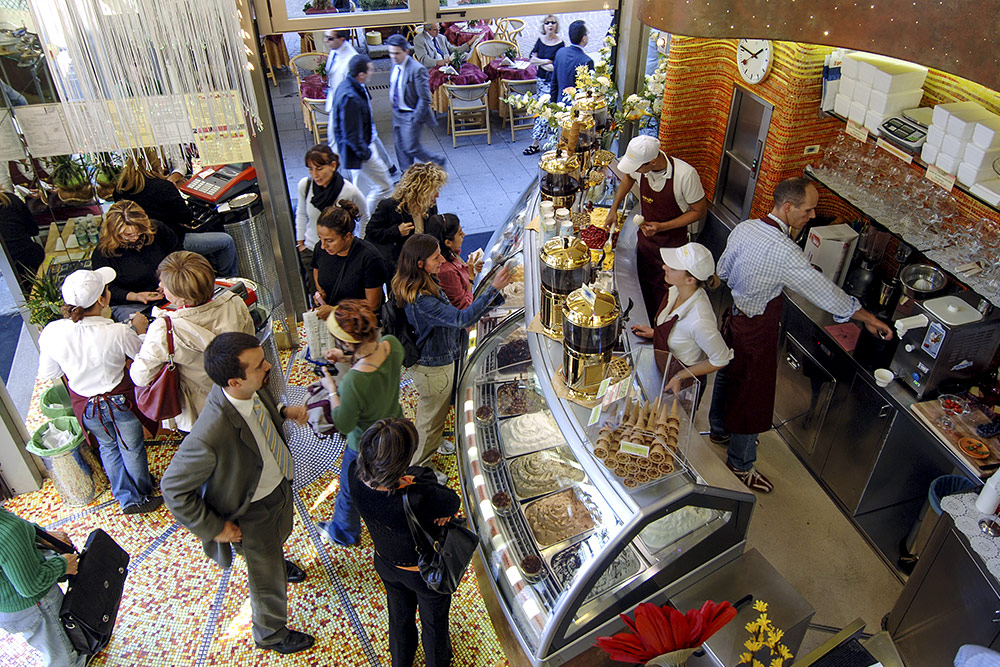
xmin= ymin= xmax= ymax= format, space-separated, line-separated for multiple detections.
xmin=402 ymin=487 xmax=437 ymax=555
xmin=34 ymin=526 xmax=78 ymax=554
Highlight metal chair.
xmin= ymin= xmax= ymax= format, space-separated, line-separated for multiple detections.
xmin=444 ymin=82 xmax=491 ymax=148
xmin=501 ymin=78 xmax=537 ymax=141
xmin=494 ymin=19 xmax=526 ymax=53
xmin=473 ymin=39 xmax=516 ymax=67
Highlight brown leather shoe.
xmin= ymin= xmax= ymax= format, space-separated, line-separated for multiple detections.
xmin=726 ymin=462 xmax=773 ymax=493
xmin=257 ymin=630 xmax=315 ymax=654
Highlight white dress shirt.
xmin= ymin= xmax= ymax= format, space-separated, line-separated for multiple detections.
xmin=389 ymin=63 xmax=414 ymax=112
xmin=655 ymin=286 xmax=733 ymax=367
xmin=325 ymin=41 xmax=358 ymax=112
xmin=717 ymin=216 xmax=861 ymax=321
xmin=222 ymin=390 xmax=284 ymax=501
xmin=38 ymin=316 xmax=142 ymax=396
xmin=629 ymin=152 xmax=705 ymax=213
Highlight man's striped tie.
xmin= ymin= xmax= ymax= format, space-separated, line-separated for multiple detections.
xmin=252 ymin=396 xmax=293 ymax=480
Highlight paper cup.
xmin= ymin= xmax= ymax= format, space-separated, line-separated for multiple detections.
xmin=874 ymin=368 xmax=894 ymax=387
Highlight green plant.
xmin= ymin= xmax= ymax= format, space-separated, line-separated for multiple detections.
xmin=21 ymin=270 xmax=63 ymax=327
xmin=358 ymin=0 xmax=390 ymax=9
xmin=503 ymin=46 xmax=517 ymax=61
xmin=91 ymin=152 xmax=121 ymax=185
xmin=49 ymin=155 xmax=88 ymax=189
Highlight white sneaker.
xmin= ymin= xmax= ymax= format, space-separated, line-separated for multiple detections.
xmin=436 ymin=439 xmax=456 ymax=455
xmin=434 ymin=470 xmax=449 ymax=485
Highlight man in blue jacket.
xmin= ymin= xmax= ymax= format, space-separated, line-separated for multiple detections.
xmin=551 ymin=20 xmax=594 ymax=104
xmin=333 ymin=54 xmax=392 ymax=220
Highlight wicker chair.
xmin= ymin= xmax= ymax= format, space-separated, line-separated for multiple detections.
xmin=290 ymin=52 xmax=329 ymax=139
xmin=304 ymin=98 xmax=329 ymax=144
xmin=494 ymin=19 xmax=526 ymax=53
xmin=444 ymin=83 xmax=491 ymax=148
xmin=472 ymin=39 xmax=515 ymax=68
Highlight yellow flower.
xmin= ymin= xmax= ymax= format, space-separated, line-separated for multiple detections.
xmin=770 ymin=659 xmax=784 ymax=667
xmin=778 ymin=645 xmax=794 ymax=660
xmin=738 ymin=653 xmax=754 ymax=664
xmin=745 ymin=639 xmax=763 ymax=652
xmin=753 ymin=661 xmax=766 ymax=667
xmin=753 ymin=600 xmax=769 ymax=613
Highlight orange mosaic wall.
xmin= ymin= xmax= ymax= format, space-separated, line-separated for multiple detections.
xmin=657 ymin=36 xmax=1000 ymax=228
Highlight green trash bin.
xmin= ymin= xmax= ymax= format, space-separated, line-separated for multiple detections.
xmin=40 ymin=383 xmax=75 ymax=419
xmin=26 ymin=417 xmax=96 ymax=507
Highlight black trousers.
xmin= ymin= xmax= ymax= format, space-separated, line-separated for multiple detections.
xmin=374 ymin=552 xmax=452 ymax=667
xmin=233 ymin=480 xmax=293 ymax=645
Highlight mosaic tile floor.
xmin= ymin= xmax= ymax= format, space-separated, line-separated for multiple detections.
xmin=2 ymin=343 xmax=510 ymax=667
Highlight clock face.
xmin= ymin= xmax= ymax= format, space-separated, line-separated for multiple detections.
xmin=737 ymin=38 xmax=772 ymax=84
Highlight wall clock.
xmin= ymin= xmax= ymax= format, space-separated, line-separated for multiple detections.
xmin=737 ymin=38 xmax=773 ymax=84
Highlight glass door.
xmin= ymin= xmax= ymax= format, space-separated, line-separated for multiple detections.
xmin=714 ymin=86 xmax=771 ymax=221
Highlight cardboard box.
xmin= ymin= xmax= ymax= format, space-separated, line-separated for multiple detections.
xmin=805 ymin=224 xmax=859 ymax=287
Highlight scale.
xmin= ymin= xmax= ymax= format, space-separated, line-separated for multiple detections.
xmin=877 ymin=107 xmax=933 ymax=153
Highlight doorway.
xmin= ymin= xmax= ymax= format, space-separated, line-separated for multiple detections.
xmin=714 ymin=86 xmax=772 ymax=221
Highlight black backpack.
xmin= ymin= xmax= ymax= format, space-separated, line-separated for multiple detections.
xmin=382 ymin=296 xmax=421 ymax=367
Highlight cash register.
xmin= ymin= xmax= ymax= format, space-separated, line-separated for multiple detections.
xmin=179 ymin=163 xmax=258 ymax=232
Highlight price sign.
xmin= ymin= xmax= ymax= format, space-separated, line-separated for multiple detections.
xmin=845 ymin=120 xmax=869 ymax=143
xmin=587 ymin=404 xmax=602 ymax=426
xmin=581 ymin=284 xmax=597 ymax=307
xmin=602 ymin=377 xmax=629 ymax=408
xmin=596 ymin=377 xmax=611 ymax=398
xmin=619 ymin=440 xmax=650 ymax=458
xmin=924 ymin=163 xmax=957 ymax=192
xmin=876 ymin=138 xmax=913 ymax=164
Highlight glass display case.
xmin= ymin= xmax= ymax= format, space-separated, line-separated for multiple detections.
xmin=454 ymin=182 xmax=756 ymax=666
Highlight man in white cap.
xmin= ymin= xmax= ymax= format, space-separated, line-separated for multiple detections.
xmin=605 ymin=135 xmax=707 ymax=320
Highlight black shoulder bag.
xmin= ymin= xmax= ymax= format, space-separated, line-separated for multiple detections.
xmin=402 ymin=486 xmax=478 ymax=595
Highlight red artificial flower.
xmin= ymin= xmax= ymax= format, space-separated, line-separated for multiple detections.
xmin=595 ymin=600 xmax=737 ymax=663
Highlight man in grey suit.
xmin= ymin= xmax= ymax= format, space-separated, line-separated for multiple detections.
xmin=385 ymin=34 xmax=446 ymax=171
xmin=413 ymin=23 xmax=465 ymax=69
xmin=161 ymin=333 xmax=314 ymax=655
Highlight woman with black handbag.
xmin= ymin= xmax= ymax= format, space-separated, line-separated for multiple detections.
xmin=349 ymin=418 xmax=461 ymax=667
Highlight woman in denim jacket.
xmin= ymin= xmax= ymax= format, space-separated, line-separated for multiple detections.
xmin=390 ymin=234 xmax=510 ymax=483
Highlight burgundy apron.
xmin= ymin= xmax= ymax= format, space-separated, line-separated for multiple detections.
xmin=651 ymin=294 xmax=704 ymax=401
xmin=635 ymin=157 xmax=687 ymax=320
xmin=68 ymin=372 xmax=159 ymax=447
xmin=720 ymin=216 xmax=786 ymax=434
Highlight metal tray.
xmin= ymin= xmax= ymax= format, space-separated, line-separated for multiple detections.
xmin=521 ymin=485 xmax=604 ymax=549
xmin=547 ymin=534 xmax=644 ymax=603
xmin=507 ymin=445 xmax=586 ymax=501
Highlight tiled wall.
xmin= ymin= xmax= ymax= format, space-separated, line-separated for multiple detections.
xmin=657 ymin=36 xmax=1000 ymax=229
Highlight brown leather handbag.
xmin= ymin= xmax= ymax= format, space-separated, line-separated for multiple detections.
xmin=134 ymin=316 xmax=182 ymax=421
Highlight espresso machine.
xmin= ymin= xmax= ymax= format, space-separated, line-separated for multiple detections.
xmin=890 ymin=291 xmax=1000 ymax=398
xmin=539 ymin=236 xmax=592 ymax=338
xmin=561 ymin=287 xmax=621 ymax=399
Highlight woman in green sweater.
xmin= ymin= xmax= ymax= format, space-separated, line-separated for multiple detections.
xmin=0 ymin=507 xmax=84 ymax=667
xmin=316 ymin=299 xmax=405 ymax=546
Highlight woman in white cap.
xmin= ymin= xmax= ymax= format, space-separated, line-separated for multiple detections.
xmin=36 ymin=267 xmax=161 ymax=515
xmin=604 ymin=135 xmax=708 ymax=320
xmin=631 ymin=242 xmax=732 ymax=403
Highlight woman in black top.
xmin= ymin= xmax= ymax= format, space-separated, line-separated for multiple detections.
xmin=114 ymin=149 xmax=239 ymax=276
xmin=365 ymin=163 xmax=446 ymax=276
xmin=311 ymin=199 xmax=385 ymax=319
xmin=350 ymin=418 xmax=460 ymax=667
xmin=523 ymin=15 xmax=565 ymax=155
xmin=92 ymin=200 xmax=178 ymax=322
xmin=0 ymin=192 xmax=44 ymax=293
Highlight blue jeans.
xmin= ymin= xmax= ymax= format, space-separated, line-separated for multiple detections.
xmin=81 ymin=396 xmax=153 ymax=510
xmin=183 ymin=232 xmax=239 ymax=277
xmin=708 ymin=365 xmax=759 ymax=472
xmin=0 ymin=585 xmax=86 ymax=667
xmin=327 ymin=446 xmax=361 ymax=545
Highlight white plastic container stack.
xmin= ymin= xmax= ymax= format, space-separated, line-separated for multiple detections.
xmin=925 ymin=101 xmax=1000 ymax=180
xmin=955 ymin=112 xmax=1000 ymax=188
xmin=834 ymin=52 xmax=927 ymax=133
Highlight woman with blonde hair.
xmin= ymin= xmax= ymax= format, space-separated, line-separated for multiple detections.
xmin=523 ymin=15 xmax=564 ymax=155
xmin=92 ymin=200 xmax=179 ymax=322
xmin=366 ymin=163 xmax=447 ymax=274
xmin=392 ymin=234 xmax=508 ymax=482
xmin=314 ymin=299 xmax=405 ymax=546
xmin=115 ymin=148 xmax=238 ymax=276
xmin=130 ymin=251 xmax=254 ymax=431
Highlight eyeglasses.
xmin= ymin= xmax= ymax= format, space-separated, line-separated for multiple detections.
xmin=543 ymin=20 xmax=557 ymax=25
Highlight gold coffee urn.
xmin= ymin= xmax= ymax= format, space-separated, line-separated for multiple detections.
xmin=538 ymin=149 xmax=581 ymax=211
xmin=562 ymin=287 xmax=622 ymax=399
xmin=539 ymin=236 xmax=592 ymax=338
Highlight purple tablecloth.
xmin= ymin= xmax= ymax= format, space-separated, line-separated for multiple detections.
xmin=300 ymin=73 xmax=327 ymax=100
xmin=445 ymin=23 xmax=494 ymax=46
xmin=428 ymin=63 xmax=489 ymax=93
xmin=483 ymin=58 xmax=538 ymax=81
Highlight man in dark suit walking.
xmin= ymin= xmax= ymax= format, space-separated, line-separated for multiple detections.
xmin=385 ymin=34 xmax=446 ymax=171
xmin=161 ymin=332 xmax=314 ymax=655
xmin=551 ymin=20 xmax=594 ymax=104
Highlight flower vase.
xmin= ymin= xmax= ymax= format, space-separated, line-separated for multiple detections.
xmin=645 ymin=647 xmax=699 ymax=667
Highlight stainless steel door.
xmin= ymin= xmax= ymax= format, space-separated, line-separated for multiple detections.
xmin=773 ymin=332 xmax=836 ymax=464
xmin=820 ymin=375 xmax=895 ymax=513
xmin=714 ymin=87 xmax=773 ymax=220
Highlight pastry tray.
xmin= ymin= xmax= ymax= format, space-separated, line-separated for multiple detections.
xmin=594 ymin=441 xmax=690 ymax=494
xmin=506 ymin=445 xmax=586 ymax=501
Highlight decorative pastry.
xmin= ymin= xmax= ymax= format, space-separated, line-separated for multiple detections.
xmin=491 ymin=491 xmax=514 ymax=516
xmin=593 ymin=447 xmax=607 ymax=459
xmin=482 ymin=449 xmax=503 ymax=468
xmin=475 ymin=405 xmax=495 ymax=427
xmin=959 ymin=437 xmax=991 ymax=460
xmin=509 ymin=446 xmax=585 ymax=499
xmin=524 ymin=488 xmax=597 ymax=547
xmin=623 ymin=477 xmax=638 ymax=488
xmin=520 ymin=554 xmax=544 ymax=582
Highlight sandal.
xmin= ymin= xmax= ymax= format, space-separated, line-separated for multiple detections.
xmin=523 ymin=145 xmax=541 ymax=155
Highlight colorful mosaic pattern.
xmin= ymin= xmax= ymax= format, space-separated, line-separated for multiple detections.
xmin=1 ymin=341 xmax=509 ymax=666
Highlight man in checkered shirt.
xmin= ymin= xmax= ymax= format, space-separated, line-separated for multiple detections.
xmin=707 ymin=177 xmax=892 ymax=493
